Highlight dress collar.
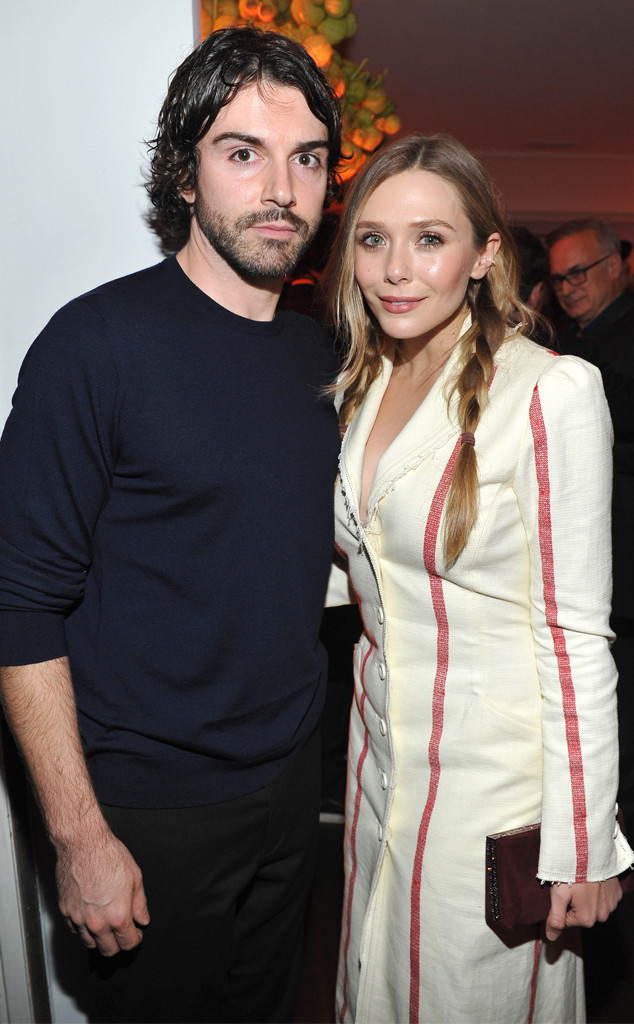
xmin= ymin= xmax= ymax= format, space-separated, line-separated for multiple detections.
xmin=339 ymin=317 xmax=472 ymax=526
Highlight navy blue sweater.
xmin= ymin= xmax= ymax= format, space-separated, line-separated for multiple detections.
xmin=0 ymin=257 xmax=339 ymax=807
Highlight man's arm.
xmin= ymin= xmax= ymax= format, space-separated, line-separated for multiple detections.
xmin=0 ymin=657 xmax=150 ymax=956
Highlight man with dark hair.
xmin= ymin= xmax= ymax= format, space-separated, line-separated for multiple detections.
xmin=547 ymin=218 xmax=634 ymax=838
xmin=509 ymin=225 xmax=557 ymax=345
xmin=0 ymin=27 xmax=342 ymax=1024
xmin=510 ymin=225 xmax=549 ymax=310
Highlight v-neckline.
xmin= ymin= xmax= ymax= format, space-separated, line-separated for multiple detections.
xmin=359 ymin=346 xmax=460 ymax=522
xmin=342 ymin=315 xmax=476 ymax=529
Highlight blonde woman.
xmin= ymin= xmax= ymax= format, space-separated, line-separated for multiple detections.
xmin=325 ymin=134 xmax=632 ymax=1023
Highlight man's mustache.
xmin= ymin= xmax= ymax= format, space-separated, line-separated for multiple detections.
xmin=237 ymin=209 xmax=308 ymax=234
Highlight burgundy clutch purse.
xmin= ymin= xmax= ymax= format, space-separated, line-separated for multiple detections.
xmin=485 ymin=820 xmax=634 ymax=931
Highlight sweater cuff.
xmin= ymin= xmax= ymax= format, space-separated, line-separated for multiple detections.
xmin=0 ymin=611 xmax=68 ymax=666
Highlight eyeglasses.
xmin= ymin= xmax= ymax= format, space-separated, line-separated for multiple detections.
xmin=549 ymin=254 xmax=612 ymax=292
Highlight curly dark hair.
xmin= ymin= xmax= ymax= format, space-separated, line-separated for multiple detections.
xmin=146 ymin=27 xmax=343 ymax=252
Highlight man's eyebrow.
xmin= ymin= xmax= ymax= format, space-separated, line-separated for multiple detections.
xmin=211 ymin=132 xmax=263 ymax=147
xmin=210 ymin=131 xmax=329 ymax=151
xmin=295 ymin=140 xmax=330 ymax=152
xmin=550 ymin=264 xmax=582 ymax=278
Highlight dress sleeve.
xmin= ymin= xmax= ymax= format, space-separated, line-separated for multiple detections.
xmin=514 ymin=354 xmax=634 ymax=882
xmin=0 ymin=299 xmax=119 ymax=665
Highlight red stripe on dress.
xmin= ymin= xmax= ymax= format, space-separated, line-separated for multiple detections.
xmin=529 ymin=386 xmax=588 ymax=878
xmin=527 ymin=937 xmax=541 ymax=1024
xmin=340 ymin=649 xmax=371 ymax=1021
xmin=409 ymin=437 xmax=462 ymax=1023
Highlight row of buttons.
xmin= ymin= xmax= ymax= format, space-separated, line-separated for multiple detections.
xmin=374 ymin=605 xmax=388 ymax=843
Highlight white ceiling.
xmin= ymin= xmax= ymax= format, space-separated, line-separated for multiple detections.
xmin=346 ymin=0 xmax=634 ymax=155
xmin=343 ymin=0 xmax=634 ymax=234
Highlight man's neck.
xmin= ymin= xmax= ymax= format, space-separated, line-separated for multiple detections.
xmin=177 ymin=236 xmax=283 ymax=322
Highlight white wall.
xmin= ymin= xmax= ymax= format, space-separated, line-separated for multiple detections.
xmin=0 ymin=3 xmax=196 ymax=1021
xmin=0 ymin=1 xmax=196 ymax=426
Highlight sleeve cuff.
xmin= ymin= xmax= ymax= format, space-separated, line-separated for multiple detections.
xmin=0 ymin=611 xmax=68 ymax=666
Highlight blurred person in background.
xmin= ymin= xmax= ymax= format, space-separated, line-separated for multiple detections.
xmin=548 ymin=219 xmax=634 ymax=836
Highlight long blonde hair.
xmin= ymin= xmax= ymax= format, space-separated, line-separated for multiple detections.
xmin=324 ymin=133 xmax=537 ymax=566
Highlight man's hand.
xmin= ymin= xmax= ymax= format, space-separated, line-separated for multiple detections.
xmin=545 ymin=877 xmax=622 ymax=941
xmin=0 ymin=659 xmax=150 ymax=957
xmin=56 ymin=829 xmax=150 ymax=957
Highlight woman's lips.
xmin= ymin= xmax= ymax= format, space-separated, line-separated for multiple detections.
xmin=379 ymin=296 xmax=423 ymax=313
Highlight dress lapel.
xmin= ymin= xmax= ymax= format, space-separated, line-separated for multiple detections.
xmin=340 ymin=344 xmax=463 ymax=528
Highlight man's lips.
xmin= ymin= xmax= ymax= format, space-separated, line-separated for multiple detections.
xmin=251 ymin=223 xmax=297 ymax=239
xmin=378 ymin=296 xmax=424 ymax=313
xmin=562 ymin=293 xmax=586 ymax=308
xmin=243 ymin=210 xmax=306 ymax=241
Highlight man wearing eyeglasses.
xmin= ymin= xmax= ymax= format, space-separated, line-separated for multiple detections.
xmin=547 ymin=219 xmax=630 ymax=333
xmin=547 ymin=218 xmax=634 ymax=838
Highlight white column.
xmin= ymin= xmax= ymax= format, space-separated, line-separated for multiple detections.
xmin=0 ymin=733 xmax=34 ymax=1024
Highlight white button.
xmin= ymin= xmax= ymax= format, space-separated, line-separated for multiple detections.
xmin=376 ymin=607 xmax=384 ymax=624
xmin=378 ymin=718 xmax=387 ymax=736
xmin=380 ymin=771 xmax=388 ymax=790
xmin=378 ymin=823 xmax=383 ymax=841
xmin=378 ymin=663 xmax=386 ymax=680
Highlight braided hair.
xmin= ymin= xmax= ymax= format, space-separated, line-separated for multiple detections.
xmin=325 ymin=134 xmax=536 ymax=566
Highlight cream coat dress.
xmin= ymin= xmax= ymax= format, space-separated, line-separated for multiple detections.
xmin=332 ymin=332 xmax=633 ymax=1024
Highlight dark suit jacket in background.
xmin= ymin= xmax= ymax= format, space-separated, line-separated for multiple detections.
xmin=558 ymin=290 xmax=634 ymax=619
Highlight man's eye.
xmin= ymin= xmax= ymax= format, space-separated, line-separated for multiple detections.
xmin=296 ymin=152 xmax=321 ymax=168
xmin=232 ymin=148 xmax=255 ymax=163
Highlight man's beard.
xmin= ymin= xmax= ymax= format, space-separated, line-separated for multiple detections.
xmin=194 ymin=196 xmax=318 ymax=280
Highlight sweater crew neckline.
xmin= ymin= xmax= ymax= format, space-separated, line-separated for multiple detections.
xmin=168 ymin=255 xmax=287 ymax=338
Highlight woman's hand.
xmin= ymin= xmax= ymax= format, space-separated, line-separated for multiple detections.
xmin=545 ymin=878 xmax=622 ymax=941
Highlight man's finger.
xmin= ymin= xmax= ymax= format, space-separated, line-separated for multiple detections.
xmin=131 ymin=882 xmax=150 ymax=928
xmin=75 ymin=925 xmax=98 ymax=951
xmin=113 ymin=922 xmax=145 ymax=952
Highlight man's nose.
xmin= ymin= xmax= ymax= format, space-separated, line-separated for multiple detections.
xmin=261 ymin=159 xmax=296 ymax=208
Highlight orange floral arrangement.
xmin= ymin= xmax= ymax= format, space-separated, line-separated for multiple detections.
xmin=201 ymin=0 xmax=401 ymax=180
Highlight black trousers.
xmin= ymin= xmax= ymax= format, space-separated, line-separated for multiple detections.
xmin=88 ymin=729 xmax=321 ymax=1023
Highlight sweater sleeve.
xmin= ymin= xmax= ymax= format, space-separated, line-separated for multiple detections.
xmin=0 ymin=299 xmax=119 ymax=665
xmin=513 ymin=354 xmax=633 ymax=882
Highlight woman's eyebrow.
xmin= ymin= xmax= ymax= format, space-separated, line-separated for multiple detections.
xmin=356 ymin=218 xmax=455 ymax=231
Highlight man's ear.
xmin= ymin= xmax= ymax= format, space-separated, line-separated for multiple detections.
xmin=471 ymin=233 xmax=502 ymax=280
xmin=528 ymin=280 xmax=547 ymax=312
xmin=179 ymin=184 xmax=195 ymax=206
xmin=606 ymin=251 xmax=624 ymax=281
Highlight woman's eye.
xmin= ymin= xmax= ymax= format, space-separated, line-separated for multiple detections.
xmin=420 ymin=233 xmax=442 ymax=247
xmin=358 ymin=233 xmax=384 ymax=249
